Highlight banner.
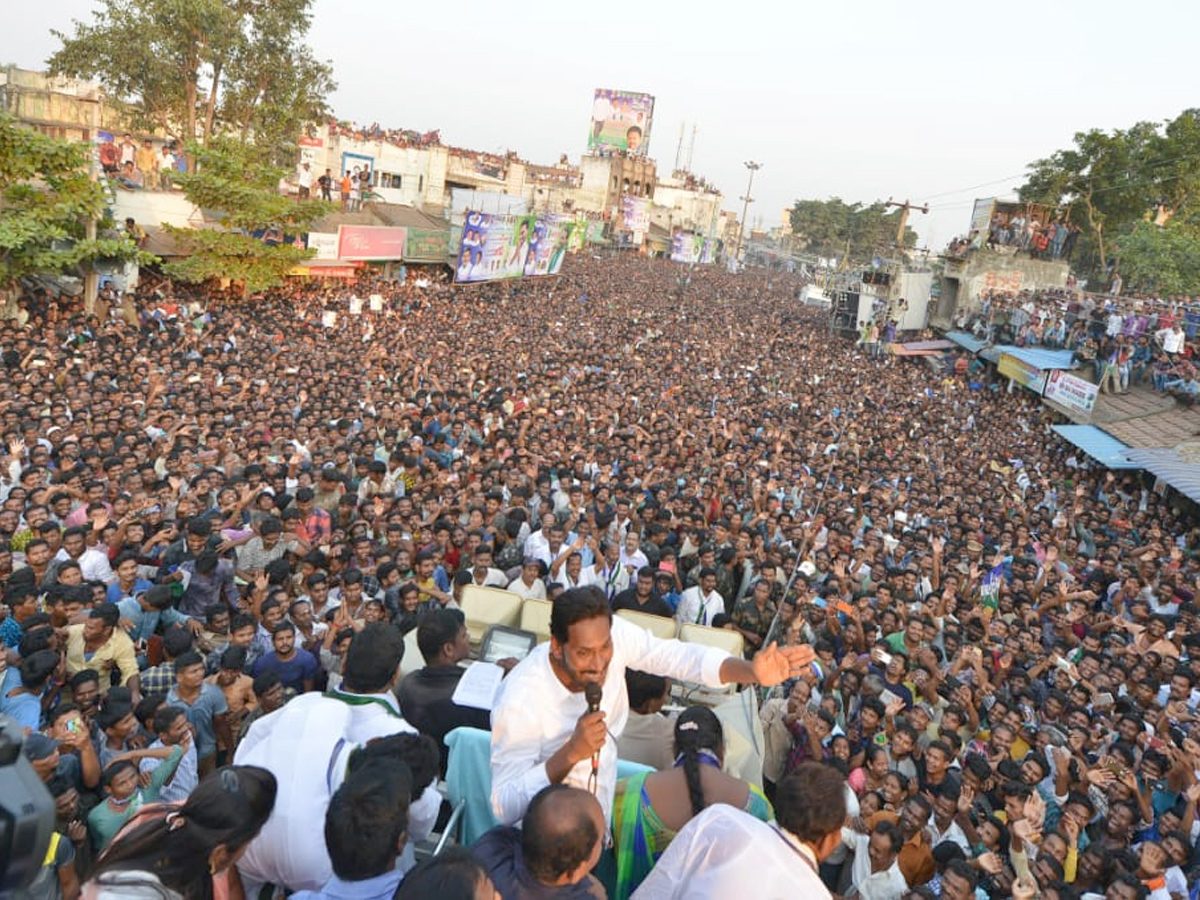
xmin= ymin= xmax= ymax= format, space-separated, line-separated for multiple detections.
xmin=998 ymin=353 xmax=1047 ymax=394
xmin=1043 ymin=369 xmax=1099 ymax=418
xmin=337 ymin=226 xmax=406 ymax=261
xmin=305 ymin=232 xmax=340 ymax=260
xmin=980 ymin=563 xmax=1004 ymax=610
xmin=404 ymin=228 xmax=449 ymax=263
xmin=670 ymin=231 xmax=716 ymax=265
xmin=620 ymin=195 xmax=650 ymax=234
xmin=588 ymin=88 xmax=654 ymax=157
xmin=454 ymin=210 xmax=571 ymax=284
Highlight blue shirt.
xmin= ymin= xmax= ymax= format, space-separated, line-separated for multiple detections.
xmin=0 ymin=614 xmax=24 ymax=649
xmin=290 ymin=869 xmax=405 ymax=900
xmin=251 ymin=648 xmax=319 ymax=693
xmin=107 ymin=578 xmax=154 ymax=605
xmin=166 ymin=682 xmax=228 ymax=761
xmin=115 ymin=596 xmax=192 ymax=644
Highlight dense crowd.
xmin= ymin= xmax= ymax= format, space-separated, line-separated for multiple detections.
xmin=2 ymin=253 xmax=1200 ymax=900
xmin=956 ymin=290 xmax=1200 ymax=400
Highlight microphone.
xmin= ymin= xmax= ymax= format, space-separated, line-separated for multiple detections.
xmin=584 ymin=682 xmax=602 ymax=791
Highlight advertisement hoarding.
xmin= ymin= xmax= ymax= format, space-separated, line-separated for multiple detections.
xmin=588 ymin=89 xmax=654 ymax=157
xmin=998 ymin=353 xmax=1048 ymax=395
xmin=1043 ymin=369 xmax=1099 ymax=418
xmin=670 ymin=231 xmax=715 ymax=265
xmin=404 ymin=228 xmax=449 ymax=263
xmin=305 ymin=232 xmax=340 ymax=260
xmin=337 ymin=226 xmax=407 ymax=261
xmin=620 ymin=195 xmax=650 ymax=235
xmin=454 ymin=210 xmax=570 ymax=284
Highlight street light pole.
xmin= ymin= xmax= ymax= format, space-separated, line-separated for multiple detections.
xmin=734 ymin=160 xmax=761 ymax=269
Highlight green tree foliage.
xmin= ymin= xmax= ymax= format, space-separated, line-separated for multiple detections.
xmin=0 ymin=115 xmax=150 ymax=288
xmin=787 ymin=198 xmax=917 ymax=261
xmin=162 ymin=139 xmax=331 ymax=292
xmin=1018 ymin=110 xmax=1200 ymax=283
xmin=1116 ymin=221 xmax=1200 ymax=294
xmin=48 ymin=0 xmax=335 ymax=166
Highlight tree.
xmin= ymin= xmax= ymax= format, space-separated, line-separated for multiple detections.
xmin=0 ymin=115 xmax=151 ymax=292
xmin=1116 ymin=220 xmax=1200 ymax=294
xmin=162 ymin=139 xmax=330 ymax=292
xmin=48 ymin=0 xmax=335 ymax=167
xmin=788 ymin=197 xmax=917 ymax=261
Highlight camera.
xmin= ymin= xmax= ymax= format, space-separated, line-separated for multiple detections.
xmin=0 ymin=715 xmax=56 ymax=897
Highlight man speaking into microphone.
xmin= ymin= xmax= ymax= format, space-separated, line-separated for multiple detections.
xmin=491 ymin=585 xmax=815 ymax=825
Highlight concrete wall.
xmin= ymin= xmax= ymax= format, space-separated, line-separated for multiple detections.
xmin=935 ymin=249 xmax=1069 ymax=324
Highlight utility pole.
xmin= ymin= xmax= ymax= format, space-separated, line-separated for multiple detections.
xmin=884 ymin=198 xmax=929 ymax=250
xmin=734 ymin=160 xmax=762 ymax=267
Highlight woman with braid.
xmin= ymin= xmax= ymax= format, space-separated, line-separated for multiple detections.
xmin=610 ymin=706 xmax=772 ymax=899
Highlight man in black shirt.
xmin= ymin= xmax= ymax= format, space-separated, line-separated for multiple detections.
xmin=395 ymin=608 xmax=489 ymax=774
xmin=611 ymin=566 xmax=673 ymax=618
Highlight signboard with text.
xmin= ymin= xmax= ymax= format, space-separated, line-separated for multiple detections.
xmin=337 ymin=225 xmax=406 ymax=261
xmin=1043 ymin=369 xmax=1099 ymax=418
xmin=998 ymin=353 xmax=1048 ymax=394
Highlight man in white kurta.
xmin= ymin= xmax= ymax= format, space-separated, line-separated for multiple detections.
xmin=490 ymin=585 xmax=815 ymax=825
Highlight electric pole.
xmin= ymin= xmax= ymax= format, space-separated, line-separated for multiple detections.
xmin=885 ymin=198 xmax=928 ymax=249
xmin=734 ymin=161 xmax=762 ymax=267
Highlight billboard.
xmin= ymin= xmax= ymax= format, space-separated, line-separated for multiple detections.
xmin=620 ymin=195 xmax=650 ymax=234
xmin=588 ymin=89 xmax=654 ymax=157
xmin=1043 ymin=369 xmax=1099 ymax=418
xmin=337 ymin=226 xmax=406 ymax=260
xmin=998 ymin=352 xmax=1048 ymax=395
xmin=404 ymin=228 xmax=449 ymax=263
xmin=670 ymin=231 xmax=715 ymax=265
xmin=454 ymin=210 xmax=570 ymax=284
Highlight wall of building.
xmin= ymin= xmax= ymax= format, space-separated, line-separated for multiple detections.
xmin=934 ymin=249 xmax=1070 ymax=325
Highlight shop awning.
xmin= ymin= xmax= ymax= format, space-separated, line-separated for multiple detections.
xmin=1121 ymin=447 xmax=1200 ymax=503
xmin=993 ymin=346 xmax=1077 ymax=371
xmin=945 ymin=331 xmax=989 ymax=353
xmin=1051 ymin=425 xmax=1141 ymax=470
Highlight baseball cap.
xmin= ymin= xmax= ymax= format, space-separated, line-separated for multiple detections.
xmin=22 ymin=733 xmax=60 ymax=761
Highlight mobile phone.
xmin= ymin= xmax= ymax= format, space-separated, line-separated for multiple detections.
xmin=1054 ymin=657 xmax=1073 ymax=672
xmin=1094 ymin=692 xmax=1114 ymax=707
xmin=876 ymin=650 xmax=893 ymax=666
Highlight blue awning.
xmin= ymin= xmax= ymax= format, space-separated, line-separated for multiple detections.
xmin=1121 ymin=448 xmax=1200 ymax=503
xmin=945 ymin=331 xmax=989 ymax=353
xmin=1051 ymin=425 xmax=1141 ymax=470
xmin=993 ymin=346 xmax=1077 ymax=371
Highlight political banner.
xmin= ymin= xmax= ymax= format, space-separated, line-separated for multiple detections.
xmin=620 ymin=195 xmax=650 ymax=234
xmin=980 ymin=563 xmax=1004 ymax=610
xmin=1043 ymin=369 xmax=1099 ymax=418
xmin=588 ymin=88 xmax=654 ymax=156
xmin=454 ymin=210 xmax=571 ymax=284
xmin=998 ymin=353 xmax=1047 ymax=394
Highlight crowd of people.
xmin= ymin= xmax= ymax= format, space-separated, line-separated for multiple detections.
xmin=2 ymin=252 xmax=1200 ymax=900
xmin=955 ymin=289 xmax=1200 ymax=400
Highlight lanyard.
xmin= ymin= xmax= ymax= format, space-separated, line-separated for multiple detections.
xmin=770 ymin=824 xmax=819 ymax=875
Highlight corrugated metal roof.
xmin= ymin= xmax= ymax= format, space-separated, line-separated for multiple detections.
xmin=1122 ymin=447 xmax=1200 ymax=502
xmin=1051 ymin=425 xmax=1141 ymax=470
xmin=899 ymin=339 xmax=955 ymax=351
xmin=995 ymin=346 xmax=1077 ymax=371
xmin=945 ymin=331 xmax=989 ymax=353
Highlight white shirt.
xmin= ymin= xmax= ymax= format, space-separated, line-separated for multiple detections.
xmin=675 ymin=586 xmax=725 ymax=626
xmin=841 ymin=829 xmax=907 ymax=900
xmin=1159 ymin=327 xmax=1186 ymax=353
xmin=587 ymin=561 xmax=629 ymax=600
xmin=490 ymin=615 xmax=728 ymax=825
xmin=926 ymin=817 xmax=970 ymax=852
xmin=473 ymin=568 xmax=509 ymax=588
xmin=631 ymin=807 xmax=830 ymax=900
xmin=506 ymin=577 xmax=547 ymax=601
xmin=57 ymin=547 xmax=117 ymax=585
xmin=236 ymin=690 xmax=439 ymax=893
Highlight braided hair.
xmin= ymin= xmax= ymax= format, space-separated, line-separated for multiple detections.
xmin=673 ymin=706 xmax=725 ymax=817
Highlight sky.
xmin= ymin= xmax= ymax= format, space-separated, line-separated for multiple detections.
xmin=8 ymin=0 xmax=1200 ymax=248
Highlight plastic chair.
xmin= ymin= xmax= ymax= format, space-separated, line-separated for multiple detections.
xmin=400 ymin=627 xmax=423 ymax=677
xmin=460 ymin=585 xmax=524 ymax=646
xmin=519 ymin=598 xmax=553 ymax=643
xmin=678 ymin=622 xmax=745 ymax=658
xmin=615 ymin=609 xmax=678 ymax=641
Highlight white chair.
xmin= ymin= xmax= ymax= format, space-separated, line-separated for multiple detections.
xmin=678 ymin=622 xmax=745 ymax=658
xmin=400 ymin=626 xmax=424 ymax=677
xmin=519 ymin=598 xmax=553 ymax=643
xmin=460 ymin=585 xmax=524 ymax=646
xmin=616 ymin=609 xmax=679 ymax=641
